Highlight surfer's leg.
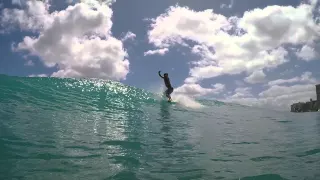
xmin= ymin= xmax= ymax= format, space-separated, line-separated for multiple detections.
xmin=167 ymin=88 xmax=173 ymax=100
xmin=165 ymin=89 xmax=169 ymax=98
xmin=165 ymin=89 xmax=171 ymax=101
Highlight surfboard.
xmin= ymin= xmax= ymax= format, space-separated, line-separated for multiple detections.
xmin=168 ymin=100 xmax=177 ymax=104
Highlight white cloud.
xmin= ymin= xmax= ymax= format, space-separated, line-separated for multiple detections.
xmin=174 ymin=83 xmax=225 ymax=97
xmin=176 ymin=73 xmax=318 ymax=110
xmin=235 ymin=80 xmax=245 ymax=87
xmin=220 ymin=0 xmax=234 ymax=9
xmin=267 ymin=71 xmax=317 ymax=86
xmin=260 ymin=84 xmax=312 ymax=98
xmin=244 ymin=70 xmax=266 ymax=84
xmin=230 ymin=87 xmax=253 ymax=98
xmin=144 ymin=48 xmax=169 ymax=56
xmin=66 ymin=0 xmax=73 ymax=4
xmin=121 ymin=31 xmax=136 ymax=41
xmin=222 ymin=86 xmax=315 ymax=110
xmin=25 ymin=60 xmax=34 ymax=66
xmin=2 ymin=0 xmax=130 ymax=81
xmin=223 ymin=76 xmax=319 ymax=110
xmin=12 ymin=0 xmax=23 ymax=6
xmin=1 ymin=0 xmax=52 ymax=32
xmin=147 ymin=2 xmax=319 ymax=84
xmin=296 ymin=44 xmax=318 ymax=61
xmin=212 ymin=83 xmax=225 ymax=92
xmin=260 ymin=84 xmax=317 ymax=106
xmin=238 ymin=4 xmax=319 ymax=46
xmin=81 ymin=0 xmax=116 ymax=6
xmin=184 ymin=77 xmax=199 ymax=84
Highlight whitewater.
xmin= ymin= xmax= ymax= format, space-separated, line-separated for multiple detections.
xmin=0 ymin=75 xmax=319 ymax=180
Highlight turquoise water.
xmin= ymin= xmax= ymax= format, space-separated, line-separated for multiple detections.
xmin=0 ymin=75 xmax=319 ymax=180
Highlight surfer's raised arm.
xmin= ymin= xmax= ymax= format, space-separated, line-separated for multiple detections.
xmin=158 ymin=71 xmax=164 ymax=78
xmin=158 ymin=71 xmax=174 ymax=102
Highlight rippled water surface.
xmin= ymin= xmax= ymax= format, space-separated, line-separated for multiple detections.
xmin=0 ymin=75 xmax=319 ymax=180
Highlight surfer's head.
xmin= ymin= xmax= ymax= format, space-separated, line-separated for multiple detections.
xmin=164 ymin=73 xmax=168 ymax=77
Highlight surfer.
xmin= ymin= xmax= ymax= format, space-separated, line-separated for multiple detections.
xmin=158 ymin=71 xmax=174 ymax=102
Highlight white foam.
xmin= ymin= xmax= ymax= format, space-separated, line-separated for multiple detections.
xmin=172 ymin=93 xmax=204 ymax=109
xmin=147 ymin=83 xmax=204 ymax=109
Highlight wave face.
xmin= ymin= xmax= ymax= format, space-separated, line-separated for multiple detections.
xmin=0 ymin=75 xmax=319 ymax=180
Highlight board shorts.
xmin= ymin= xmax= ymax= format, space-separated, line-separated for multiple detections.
xmin=165 ymin=87 xmax=174 ymax=96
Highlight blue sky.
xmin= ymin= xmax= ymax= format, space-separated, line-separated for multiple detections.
xmin=0 ymin=0 xmax=319 ymax=110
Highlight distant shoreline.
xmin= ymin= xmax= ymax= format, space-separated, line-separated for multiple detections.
xmin=291 ymin=84 xmax=320 ymax=113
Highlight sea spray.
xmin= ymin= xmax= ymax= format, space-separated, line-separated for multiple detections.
xmin=146 ymin=81 xmax=204 ymax=109
xmin=146 ymin=82 xmax=166 ymax=99
xmin=172 ymin=93 xmax=204 ymax=109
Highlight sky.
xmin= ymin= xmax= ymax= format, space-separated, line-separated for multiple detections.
xmin=0 ymin=0 xmax=320 ymax=110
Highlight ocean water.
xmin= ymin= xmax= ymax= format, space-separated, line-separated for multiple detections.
xmin=0 ymin=75 xmax=319 ymax=180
